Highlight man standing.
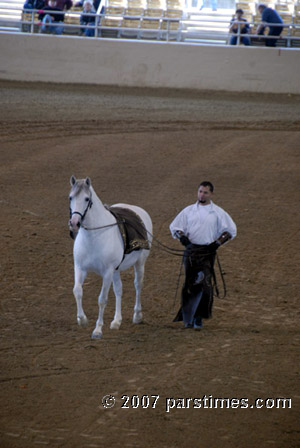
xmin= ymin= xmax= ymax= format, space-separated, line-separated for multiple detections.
xmin=257 ymin=4 xmax=283 ymax=47
xmin=170 ymin=182 xmax=237 ymax=330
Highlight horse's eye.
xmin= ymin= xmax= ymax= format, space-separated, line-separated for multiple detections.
xmin=85 ymin=197 xmax=90 ymax=202
xmin=69 ymin=196 xmax=72 ymax=201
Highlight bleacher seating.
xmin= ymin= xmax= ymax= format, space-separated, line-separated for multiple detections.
xmin=21 ymin=4 xmax=82 ymax=35
xmin=98 ymin=0 xmax=184 ymax=40
xmin=21 ymin=10 xmax=40 ymax=32
xmin=64 ymin=5 xmax=82 ymax=34
xmin=0 ymin=0 xmax=24 ymax=31
xmin=0 ymin=0 xmax=299 ymax=47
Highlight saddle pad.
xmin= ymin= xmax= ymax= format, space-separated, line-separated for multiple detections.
xmin=109 ymin=206 xmax=150 ymax=254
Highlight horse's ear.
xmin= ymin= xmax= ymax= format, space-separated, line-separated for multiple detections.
xmin=85 ymin=177 xmax=91 ymax=187
xmin=70 ymin=175 xmax=76 ymax=186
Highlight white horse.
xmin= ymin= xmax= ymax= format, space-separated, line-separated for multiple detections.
xmin=68 ymin=176 xmax=152 ymax=339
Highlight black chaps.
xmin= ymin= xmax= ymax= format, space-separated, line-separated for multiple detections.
xmin=173 ymin=245 xmax=215 ymax=324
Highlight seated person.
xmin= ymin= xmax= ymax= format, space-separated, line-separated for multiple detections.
xmin=23 ymin=0 xmax=45 ymax=11
xmin=80 ymin=0 xmax=96 ymax=36
xmin=38 ymin=0 xmax=64 ymax=34
xmin=229 ymin=8 xmax=250 ymax=45
xmin=256 ymin=4 xmax=283 ymax=47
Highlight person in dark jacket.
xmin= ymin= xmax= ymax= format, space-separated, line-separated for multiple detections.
xmin=23 ymin=0 xmax=45 ymax=10
xmin=80 ymin=0 xmax=96 ymax=36
xmin=39 ymin=0 xmax=65 ymax=34
xmin=257 ymin=4 xmax=283 ymax=47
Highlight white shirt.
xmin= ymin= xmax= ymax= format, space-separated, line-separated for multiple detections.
xmin=169 ymin=201 xmax=237 ymax=245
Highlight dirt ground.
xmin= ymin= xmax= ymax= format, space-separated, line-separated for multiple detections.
xmin=0 ymin=80 xmax=299 ymax=448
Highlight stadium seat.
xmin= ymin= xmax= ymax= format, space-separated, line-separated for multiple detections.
xmin=144 ymin=8 xmax=163 ymax=17
xmin=146 ymin=0 xmax=163 ymax=9
xmin=64 ymin=6 xmax=81 ymax=35
xmin=120 ymin=18 xmax=141 ymax=38
xmin=99 ymin=17 xmax=122 ymax=37
xmin=124 ymin=7 xmax=144 ymax=16
xmin=160 ymin=8 xmax=183 ymax=40
xmin=105 ymin=0 xmax=124 ymax=6
xmin=166 ymin=0 xmax=184 ymax=9
xmin=127 ymin=0 xmax=145 ymax=7
xmin=140 ymin=16 xmax=161 ymax=39
xmin=21 ymin=10 xmax=40 ymax=33
xmin=104 ymin=6 xmax=125 ymax=15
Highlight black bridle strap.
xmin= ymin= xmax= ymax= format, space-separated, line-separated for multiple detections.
xmin=69 ymin=196 xmax=93 ymax=222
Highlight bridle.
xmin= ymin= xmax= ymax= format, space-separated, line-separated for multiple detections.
xmin=69 ymin=193 xmax=93 ymax=226
xmin=69 ymin=194 xmax=123 ymax=233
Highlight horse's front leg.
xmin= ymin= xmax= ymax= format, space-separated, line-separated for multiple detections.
xmin=73 ymin=265 xmax=88 ymax=327
xmin=110 ymin=270 xmax=123 ymax=330
xmin=91 ymin=271 xmax=113 ymax=339
xmin=133 ymin=259 xmax=145 ymax=324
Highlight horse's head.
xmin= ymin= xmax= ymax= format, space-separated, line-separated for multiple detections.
xmin=69 ymin=176 xmax=93 ymax=237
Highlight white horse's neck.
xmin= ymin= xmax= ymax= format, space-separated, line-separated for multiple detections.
xmin=84 ymin=186 xmax=115 ymax=228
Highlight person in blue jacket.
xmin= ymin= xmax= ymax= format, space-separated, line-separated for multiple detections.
xmin=257 ymin=4 xmax=283 ymax=47
xmin=80 ymin=0 xmax=96 ymax=37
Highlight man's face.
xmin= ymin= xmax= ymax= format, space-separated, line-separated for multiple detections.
xmin=49 ymin=0 xmax=57 ymax=6
xmin=197 ymin=185 xmax=213 ymax=205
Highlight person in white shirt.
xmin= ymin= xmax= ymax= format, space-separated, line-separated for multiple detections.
xmin=170 ymin=181 xmax=237 ymax=330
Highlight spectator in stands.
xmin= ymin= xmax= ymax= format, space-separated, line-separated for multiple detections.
xmin=80 ymin=0 xmax=96 ymax=37
xmin=39 ymin=0 xmax=65 ymax=34
xmin=257 ymin=4 xmax=283 ymax=47
xmin=75 ymin=0 xmax=100 ymax=10
xmin=45 ymin=0 xmax=73 ymax=10
xmin=229 ymin=9 xmax=251 ymax=46
xmin=23 ymin=0 xmax=45 ymax=11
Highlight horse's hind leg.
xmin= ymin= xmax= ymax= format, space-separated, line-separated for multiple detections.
xmin=73 ymin=266 xmax=88 ymax=327
xmin=110 ymin=270 xmax=123 ymax=330
xmin=133 ymin=258 xmax=145 ymax=324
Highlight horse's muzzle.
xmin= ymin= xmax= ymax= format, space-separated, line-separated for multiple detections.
xmin=69 ymin=219 xmax=81 ymax=239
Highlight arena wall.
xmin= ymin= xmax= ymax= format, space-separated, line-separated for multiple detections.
xmin=0 ymin=33 xmax=299 ymax=93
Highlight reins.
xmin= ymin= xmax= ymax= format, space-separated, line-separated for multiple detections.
xmin=81 ymin=221 xmax=125 ymax=231
xmin=138 ymin=228 xmax=227 ymax=300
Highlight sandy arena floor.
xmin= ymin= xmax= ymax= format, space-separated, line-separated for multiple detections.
xmin=0 ymin=81 xmax=299 ymax=448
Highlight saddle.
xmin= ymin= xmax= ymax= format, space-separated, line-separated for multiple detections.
xmin=108 ymin=206 xmax=150 ymax=255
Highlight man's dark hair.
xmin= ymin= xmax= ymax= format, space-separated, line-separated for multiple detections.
xmin=236 ymin=8 xmax=244 ymax=14
xmin=198 ymin=181 xmax=214 ymax=192
xmin=258 ymin=4 xmax=266 ymax=10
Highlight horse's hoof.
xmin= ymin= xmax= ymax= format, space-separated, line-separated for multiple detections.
xmin=91 ymin=331 xmax=102 ymax=339
xmin=110 ymin=320 xmax=121 ymax=330
xmin=77 ymin=316 xmax=88 ymax=327
xmin=133 ymin=313 xmax=143 ymax=324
